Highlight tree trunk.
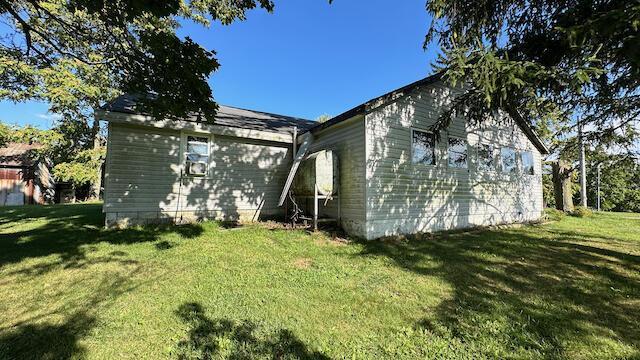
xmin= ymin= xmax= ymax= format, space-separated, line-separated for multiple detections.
xmin=89 ymin=116 xmax=103 ymax=200
xmin=551 ymin=160 xmax=574 ymax=212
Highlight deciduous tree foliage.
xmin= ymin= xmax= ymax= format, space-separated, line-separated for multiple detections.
xmin=0 ymin=0 xmax=274 ymax=119
xmin=585 ymin=149 xmax=640 ymax=212
xmin=0 ymin=122 xmax=101 ymax=189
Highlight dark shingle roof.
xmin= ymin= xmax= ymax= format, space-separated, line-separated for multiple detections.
xmin=0 ymin=142 xmax=42 ymax=167
xmin=101 ymin=94 xmax=316 ymax=135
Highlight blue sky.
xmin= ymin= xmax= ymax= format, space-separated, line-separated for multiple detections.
xmin=0 ymin=0 xmax=438 ymax=128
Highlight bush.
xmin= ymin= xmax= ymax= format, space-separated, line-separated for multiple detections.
xmin=544 ymin=208 xmax=566 ymax=221
xmin=571 ymin=206 xmax=594 ymax=218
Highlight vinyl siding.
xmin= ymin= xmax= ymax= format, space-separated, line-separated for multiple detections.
xmin=306 ymin=116 xmax=366 ymax=237
xmin=104 ymin=123 xmax=291 ymax=224
xmin=364 ymin=80 xmax=543 ymax=239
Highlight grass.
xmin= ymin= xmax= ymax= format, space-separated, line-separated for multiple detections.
xmin=0 ymin=204 xmax=639 ymax=359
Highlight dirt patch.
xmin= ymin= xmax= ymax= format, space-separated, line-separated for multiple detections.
xmin=292 ymin=258 xmax=313 ymax=269
xmin=258 ymin=221 xmax=290 ymax=230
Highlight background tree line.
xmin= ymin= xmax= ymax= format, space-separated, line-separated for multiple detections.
xmin=543 ymin=154 xmax=640 ymax=213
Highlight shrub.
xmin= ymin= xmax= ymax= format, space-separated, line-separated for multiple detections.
xmin=544 ymin=208 xmax=566 ymax=221
xmin=571 ymin=206 xmax=594 ymax=218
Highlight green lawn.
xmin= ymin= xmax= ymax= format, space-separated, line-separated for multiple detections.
xmin=0 ymin=204 xmax=639 ymax=359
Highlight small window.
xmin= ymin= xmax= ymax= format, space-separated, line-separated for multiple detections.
xmin=185 ymin=136 xmax=209 ymax=176
xmin=412 ymin=130 xmax=436 ymax=165
xmin=477 ymin=144 xmax=494 ymax=171
xmin=500 ymin=147 xmax=517 ymax=174
xmin=521 ymin=151 xmax=535 ymax=175
xmin=448 ymin=137 xmax=468 ymax=168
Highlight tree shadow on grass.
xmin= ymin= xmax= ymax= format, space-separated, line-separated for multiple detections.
xmin=0 ymin=310 xmax=95 ymax=360
xmin=355 ymin=226 xmax=640 ymax=357
xmin=0 ymin=203 xmax=204 ymax=273
xmin=0 ymin=263 xmax=148 ymax=360
xmin=173 ymin=302 xmax=329 ymax=360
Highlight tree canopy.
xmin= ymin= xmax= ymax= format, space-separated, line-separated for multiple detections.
xmin=1 ymin=0 xmax=275 ymax=120
xmin=425 ymin=0 xmax=639 ymax=156
xmin=0 ymin=122 xmax=99 ymax=186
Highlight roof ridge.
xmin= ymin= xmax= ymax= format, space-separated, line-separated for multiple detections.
xmin=98 ymin=94 xmax=317 ymax=135
xmin=218 ymin=104 xmax=314 ymax=123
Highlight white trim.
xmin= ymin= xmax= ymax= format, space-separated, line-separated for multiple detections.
xmin=97 ymin=110 xmax=293 ymax=144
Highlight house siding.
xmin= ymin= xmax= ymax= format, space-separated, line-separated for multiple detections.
xmin=306 ymin=116 xmax=366 ymax=237
xmin=364 ymin=80 xmax=543 ymax=239
xmin=104 ymin=123 xmax=292 ymax=227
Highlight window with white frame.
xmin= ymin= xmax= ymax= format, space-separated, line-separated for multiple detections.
xmin=500 ymin=147 xmax=517 ymax=174
xmin=477 ymin=144 xmax=495 ymax=171
xmin=412 ymin=129 xmax=436 ymax=165
xmin=448 ymin=137 xmax=468 ymax=168
xmin=185 ymin=136 xmax=209 ymax=176
xmin=521 ymin=151 xmax=535 ymax=175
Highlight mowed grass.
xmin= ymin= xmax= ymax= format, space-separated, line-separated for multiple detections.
xmin=0 ymin=204 xmax=639 ymax=359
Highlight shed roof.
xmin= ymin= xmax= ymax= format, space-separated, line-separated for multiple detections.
xmin=0 ymin=142 xmax=42 ymax=167
xmin=306 ymin=72 xmax=549 ymax=154
xmin=101 ymin=94 xmax=316 ymax=135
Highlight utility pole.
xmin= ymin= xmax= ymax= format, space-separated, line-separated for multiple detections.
xmin=597 ymin=163 xmax=602 ymax=211
xmin=578 ymin=121 xmax=588 ymax=207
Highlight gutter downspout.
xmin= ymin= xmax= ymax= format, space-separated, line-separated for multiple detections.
xmin=278 ymin=131 xmax=314 ymax=207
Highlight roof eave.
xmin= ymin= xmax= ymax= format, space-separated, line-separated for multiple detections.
xmin=97 ymin=110 xmax=296 ymax=144
xmin=303 ymin=71 xmax=549 ymax=155
xmin=304 ymin=72 xmax=445 ymax=135
xmin=511 ymin=111 xmax=550 ymax=155
xmin=305 ymin=104 xmax=366 ymax=134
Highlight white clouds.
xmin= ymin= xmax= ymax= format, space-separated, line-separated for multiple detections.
xmin=33 ymin=113 xmax=63 ymax=128
xmin=36 ymin=113 xmax=62 ymax=121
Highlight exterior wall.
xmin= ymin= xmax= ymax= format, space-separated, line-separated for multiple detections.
xmin=364 ymin=81 xmax=544 ymax=239
xmin=0 ymin=167 xmax=27 ymax=206
xmin=305 ymin=116 xmax=367 ymax=237
xmin=104 ymin=123 xmax=292 ymax=227
xmin=0 ymin=165 xmax=52 ymax=205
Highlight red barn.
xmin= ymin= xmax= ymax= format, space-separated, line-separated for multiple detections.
xmin=0 ymin=143 xmax=55 ymax=206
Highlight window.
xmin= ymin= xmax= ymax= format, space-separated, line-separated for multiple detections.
xmin=185 ymin=136 xmax=209 ymax=176
xmin=521 ymin=151 xmax=535 ymax=175
xmin=477 ymin=144 xmax=495 ymax=171
xmin=412 ymin=130 xmax=436 ymax=165
xmin=448 ymin=137 xmax=468 ymax=168
xmin=500 ymin=147 xmax=517 ymax=174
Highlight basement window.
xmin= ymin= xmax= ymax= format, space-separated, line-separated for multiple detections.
xmin=185 ymin=136 xmax=209 ymax=176
xmin=412 ymin=129 xmax=436 ymax=166
xmin=448 ymin=137 xmax=468 ymax=169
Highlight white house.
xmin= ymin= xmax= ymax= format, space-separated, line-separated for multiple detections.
xmin=97 ymin=73 xmax=548 ymax=239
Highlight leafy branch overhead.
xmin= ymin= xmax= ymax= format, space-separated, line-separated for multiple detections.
xmin=426 ymin=0 xmax=640 ymax=154
xmin=0 ymin=0 xmax=275 ymax=120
